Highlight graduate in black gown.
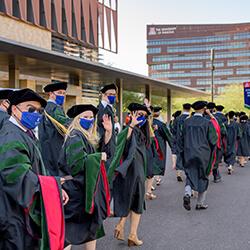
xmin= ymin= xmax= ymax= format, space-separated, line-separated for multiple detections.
xmin=224 ymin=111 xmax=242 ymax=174
xmin=58 ymin=105 xmax=112 ymax=250
xmin=170 ymin=110 xmax=181 ymax=171
xmin=0 ymin=89 xmax=68 ymax=250
xmin=97 ymin=84 xmax=117 ymax=171
xmin=173 ymin=103 xmax=191 ymax=182
xmin=152 ymin=107 xmax=173 ymax=185
xmin=237 ymin=115 xmax=250 ymax=167
xmin=0 ymin=89 xmax=13 ymax=129
xmin=108 ymin=103 xmax=151 ymax=247
xmin=181 ymin=101 xmax=218 ymax=211
xmin=38 ymin=82 xmax=72 ymax=176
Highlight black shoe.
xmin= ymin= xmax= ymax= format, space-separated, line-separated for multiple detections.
xmin=177 ymin=176 xmax=183 ymax=182
xmin=183 ymin=195 xmax=191 ymax=211
xmin=196 ymin=204 xmax=208 ymax=210
xmin=213 ymin=177 xmax=222 ymax=183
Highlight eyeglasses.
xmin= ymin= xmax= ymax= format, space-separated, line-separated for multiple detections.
xmin=17 ymin=105 xmax=45 ymax=114
xmin=138 ymin=112 xmax=148 ymax=118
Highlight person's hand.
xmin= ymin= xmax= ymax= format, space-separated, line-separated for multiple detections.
xmin=144 ymin=98 xmax=151 ymax=108
xmin=60 ymin=177 xmax=65 ymax=185
xmin=101 ymin=152 xmax=107 ymax=162
xmin=205 ymin=109 xmax=215 ymax=119
xmin=102 ymin=114 xmax=112 ymax=133
xmin=130 ymin=111 xmax=141 ymax=128
xmin=61 ymin=189 xmax=69 ymax=206
xmin=153 ymin=125 xmax=158 ymax=130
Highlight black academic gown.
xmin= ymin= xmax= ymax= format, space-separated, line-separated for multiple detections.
xmin=169 ymin=119 xmax=177 ymax=154
xmin=224 ymin=120 xmax=242 ymax=165
xmin=181 ymin=116 xmax=218 ymax=192
xmin=146 ymin=137 xmax=161 ymax=178
xmin=215 ymin=112 xmax=227 ymax=123
xmin=0 ymin=120 xmax=46 ymax=250
xmin=108 ymin=126 xmax=146 ymax=217
xmin=153 ymin=118 xmax=173 ymax=176
xmin=38 ymin=101 xmax=72 ymax=176
xmin=58 ymin=129 xmax=110 ymax=245
xmin=173 ymin=113 xmax=189 ymax=170
xmin=237 ymin=123 xmax=250 ymax=157
xmin=97 ymin=102 xmax=116 ymax=171
xmin=0 ymin=110 xmax=9 ymax=129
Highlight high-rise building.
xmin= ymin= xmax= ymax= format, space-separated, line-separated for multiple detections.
xmin=147 ymin=23 xmax=250 ymax=93
xmin=0 ymin=0 xmax=117 ymax=105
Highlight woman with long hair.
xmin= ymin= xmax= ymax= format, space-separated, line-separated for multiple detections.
xmin=108 ymin=103 xmax=151 ymax=247
xmin=58 ymin=104 xmax=112 ymax=250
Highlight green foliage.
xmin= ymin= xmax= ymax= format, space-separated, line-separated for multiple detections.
xmin=122 ymin=91 xmax=145 ymax=111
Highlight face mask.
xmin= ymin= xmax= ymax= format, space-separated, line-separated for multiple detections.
xmin=55 ymin=95 xmax=65 ymax=106
xmin=107 ymin=95 xmax=116 ymax=105
xmin=80 ymin=118 xmax=94 ymax=130
xmin=20 ymin=112 xmax=42 ymax=130
xmin=137 ymin=116 xmax=147 ymax=126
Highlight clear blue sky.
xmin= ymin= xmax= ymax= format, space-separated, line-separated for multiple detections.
xmin=101 ymin=0 xmax=250 ymax=75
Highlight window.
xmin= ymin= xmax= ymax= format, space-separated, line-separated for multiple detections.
xmin=151 ymin=64 xmax=170 ymax=70
xmin=206 ymin=61 xmax=224 ymax=68
xmin=233 ymin=32 xmax=250 ymax=40
xmin=167 ymin=42 xmax=246 ymax=53
xmin=147 ymin=47 xmax=161 ymax=54
xmin=227 ymin=59 xmax=250 ymax=67
xmin=173 ymin=62 xmax=203 ymax=69
xmin=147 ymin=34 xmax=230 ymax=46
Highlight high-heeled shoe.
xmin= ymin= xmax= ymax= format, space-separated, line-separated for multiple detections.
xmin=145 ymin=192 xmax=157 ymax=200
xmin=114 ymin=224 xmax=125 ymax=241
xmin=128 ymin=233 xmax=143 ymax=247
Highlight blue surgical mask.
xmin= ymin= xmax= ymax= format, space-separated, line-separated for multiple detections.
xmin=107 ymin=95 xmax=116 ymax=105
xmin=55 ymin=95 xmax=65 ymax=106
xmin=80 ymin=118 xmax=94 ymax=130
xmin=20 ymin=112 xmax=42 ymax=130
xmin=137 ymin=116 xmax=147 ymax=126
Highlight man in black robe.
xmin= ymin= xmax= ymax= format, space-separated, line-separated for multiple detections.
xmin=0 ymin=88 xmax=68 ymax=249
xmin=181 ymin=101 xmax=218 ymax=211
xmin=38 ymin=81 xmax=72 ymax=176
xmin=224 ymin=111 xmax=242 ymax=174
xmin=173 ymin=103 xmax=191 ymax=182
xmin=97 ymin=83 xmax=117 ymax=171
xmin=0 ymin=89 xmax=13 ymax=129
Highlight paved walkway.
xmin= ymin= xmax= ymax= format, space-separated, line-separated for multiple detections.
xmin=73 ymin=147 xmax=250 ymax=250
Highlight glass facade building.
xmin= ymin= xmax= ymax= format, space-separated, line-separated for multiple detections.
xmin=147 ymin=23 xmax=250 ymax=93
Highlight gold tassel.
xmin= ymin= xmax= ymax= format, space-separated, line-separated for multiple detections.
xmin=44 ymin=111 xmax=69 ymax=137
xmin=92 ymin=115 xmax=98 ymax=137
xmin=116 ymin=88 xmax=119 ymax=103
xmin=148 ymin=119 xmax=155 ymax=138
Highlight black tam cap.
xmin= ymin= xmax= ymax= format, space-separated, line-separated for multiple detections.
xmin=8 ymin=88 xmax=47 ymax=108
xmin=228 ymin=111 xmax=235 ymax=119
xmin=44 ymin=82 xmax=68 ymax=92
xmin=238 ymin=111 xmax=246 ymax=117
xmin=191 ymin=101 xmax=207 ymax=110
xmin=215 ymin=105 xmax=224 ymax=111
xmin=153 ymin=107 xmax=162 ymax=112
xmin=207 ymin=102 xmax=216 ymax=109
xmin=183 ymin=103 xmax=191 ymax=110
xmin=101 ymin=84 xmax=117 ymax=93
xmin=127 ymin=103 xmax=151 ymax=115
xmin=174 ymin=110 xmax=182 ymax=118
xmin=240 ymin=115 xmax=248 ymax=121
xmin=0 ymin=89 xmax=13 ymax=100
xmin=67 ymin=104 xmax=99 ymax=118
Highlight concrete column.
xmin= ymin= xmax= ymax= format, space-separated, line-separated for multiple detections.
xmin=145 ymin=84 xmax=151 ymax=102
xmin=20 ymin=79 xmax=36 ymax=91
xmin=115 ymin=79 xmax=123 ymax=125
xmin=9 ymin=66 xmax=19 ymax=89
xmin=167 ymin=89 xmax=172 ymax=123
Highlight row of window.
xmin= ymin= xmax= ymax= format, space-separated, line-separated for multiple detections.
xmin=233 ymin=32 xmax=250 ymax=40
xmin=172 ymin=62 xmax=203 ymax=69
xmin=236 ymin=68 xmax=250 ymax=75
xmin=147 ymin=34 xmax=230 ymax=46
xmin=206 ymin=61 xmax=224 ymax=68
xmin=169 ymin=80 xmax=191 ymax=85
xmin=147 ymin=47 xmax=161 ymax=54
xmin=227 ymin=59 xmax=250 ymax=67
xmin=151 ymin=69 xmax=234 ymax=78
xmin=196 ymin=76 xmax=250 ymax=85
xmin=167 ymin=42 xmax=246 ymax=53
xmin=151 ymin=64 xmax=170 ymax=70
xmin=152 ymin=50 xmax=250 ymax=62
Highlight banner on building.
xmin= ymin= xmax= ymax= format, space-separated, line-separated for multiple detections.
xmin=244 ymin=82 xmax=250 ymax=109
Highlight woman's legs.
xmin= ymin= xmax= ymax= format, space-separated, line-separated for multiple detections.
xmin=146 ymin=178 xmax=156 ymax=199
xmin=239 ymin=156 xmax=245 ymax=166
xmin=130 ymin=211 xmax=141 ymax=235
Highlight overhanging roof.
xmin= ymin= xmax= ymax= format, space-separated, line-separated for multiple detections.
xmin=0 ymin=37 xmax=207 ymax=98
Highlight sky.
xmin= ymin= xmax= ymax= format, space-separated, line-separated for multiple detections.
xmin=100 ymin=0 xmax=250 ymax=75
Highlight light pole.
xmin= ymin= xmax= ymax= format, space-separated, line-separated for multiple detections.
xmin=210 ymin=48 xmax=215 ymax=102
